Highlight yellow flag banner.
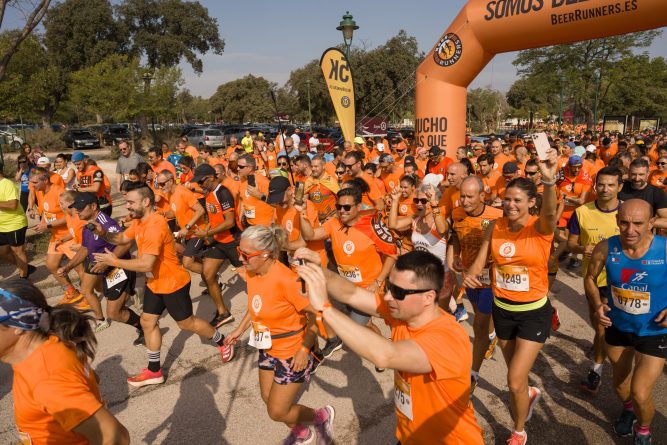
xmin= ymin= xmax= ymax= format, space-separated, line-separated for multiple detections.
xmin=319 ymin=48 xmax=355 ymax=144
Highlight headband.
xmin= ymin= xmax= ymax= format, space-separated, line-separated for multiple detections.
xmin=0 ymin=288 xmax=46 ymax=331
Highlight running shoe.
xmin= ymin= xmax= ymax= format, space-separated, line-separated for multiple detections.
xmin=551 ymin=307 xmax=561 ymax=331
xmin=20 ymin=264 xmax=37 ymax=279
xmin=506 ymin=431 xmax=527 ymax=445
xmin=485 ymin=335 xmax=498 ymax=360
xmin=311 ymin=350 xmax=324 ymax=375
xmin=314 ymin=405 xmax=335 ymax=445
xmin=218 ymin=344 xmax=234 ymax=363
xmin=633 ymin=431 xmax=651 ymax=445
xmin=525 ymin=386 xmax=542 ymax=422
xmin=321 ymin=337 xmax=343 ymax=358
xmin=127 ymin=368 xmax=164 ymax=387
xmin=57 ymin=289 xmax=83 ymax=305
xmin=613 ymin=409 xmax=637 ymax=437
xmin=281 ymin=425 xmax=313 ymax=445
xmin=94 ymin=318 xmax=110 ymax=333
xmin=374 ymin=366 xmax=386 ymax=373
xmin=453 ymin=305 xmax=469 ymax=322
xmin=133 ymin=328 xmax=145 ymax=347
xmin=73 ymin=297 xmax=92 ymax=311
xmin=210 ymin=311 xmax=234 ymax=328
xmin=580 ymin=369 xmax=601 ymax=394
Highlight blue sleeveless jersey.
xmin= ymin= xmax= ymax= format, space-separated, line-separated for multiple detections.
xmin=606 ymin=235 xmax=667 ymax=336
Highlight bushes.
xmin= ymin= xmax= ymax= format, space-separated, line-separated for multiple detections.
xmin=27 ymin=128 xmax=65 ymax=152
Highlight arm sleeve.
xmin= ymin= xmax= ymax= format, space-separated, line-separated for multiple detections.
xmin=215 ymin=186 xmax=235 ymax=213
xmin=92 ymin=169 xmax=104 ymax=183
xmin=33 ymin=371 xmax=103 ymax=432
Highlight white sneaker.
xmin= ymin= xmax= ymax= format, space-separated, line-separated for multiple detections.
xmin=94 ymin=318 xmax=110 ymax=333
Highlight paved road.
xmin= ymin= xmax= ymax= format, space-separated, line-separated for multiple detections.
xmin=1 ymin=151 xmax=665 ymax=444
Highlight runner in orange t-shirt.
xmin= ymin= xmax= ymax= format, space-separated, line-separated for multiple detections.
xmin=2 ymin=279 xmax=129 ymax=445
xmin=72 ymin=152 xmax=112 ymax=216
xmin=649 ymin=156 xmax=667 ymax=191
xmin=426 ymin=146 xmax=454 ymax=181
xmin=342 ymin=151 xmax=384 ymax=210
xmin=224 ymin=226 xmax=334 ymax=444
xmin=237 ymin=154 xmax=275 ymax=226
xmin=477 ymin=153 xmax=502 ymax=204
xmin=29 ymin=168 xmax=81 ymax=301
xmin=92 ymin=186 xmax=235 ymax=388
xmin=558 ymin=156 xmax=592 ymax=228
xmin=295 ymin=249 xmax=484 ymax=445
xmin=305 ymin=155 xmax=340 ymax=224
xmin=463 ymin=148 xmax=560 ymax=445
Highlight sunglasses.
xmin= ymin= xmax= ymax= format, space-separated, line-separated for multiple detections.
xmin=413 ymin=198 xmax=429 ymax=205
xmin=335 ymin=170 xmax=345 ymax=175
xmin=335 ymin=204 xmax=354 ymax=211
xmin=524 ymin=170 xmax=539 ymax=176
xmin=237 ymin=164 xmax=250 ymax=169
xmin=157 ymin=181 xmax=169 ymax=187
xmin=236 ymin=247 xmax=269 ymax=261
xmin=657 ymin=162 xmax=667 ymax=166
xmin=344 ymin=161 xmax=359 ymax=169
xmin=385 ymin=280 xmax=434 ymax=301
xmin=278 ymin=162 xmax=288 ymax=167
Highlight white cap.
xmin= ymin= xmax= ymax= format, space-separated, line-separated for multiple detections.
xmin=422 ymin=173 xmax=444 ymax=188
xmin=36 ymin=156 xmax=51 ymax=165
xmin=586 ymin=144 xmax=597 ymax=153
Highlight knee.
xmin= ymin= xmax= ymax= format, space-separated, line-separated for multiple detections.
xmin=267 ymin=403 xmax=289 ymax=423
xmin=507 ymin=374 xmax=528 ymax=395
xmin=176 ymin=317 xmax=195 ymax=331
xmin=632 ymin=387 xmax=652 ymax=406
xmin=106 ymin=306 xmax=121 ymax=321
xmin=140 ymin=316 xmax=158 ymax=332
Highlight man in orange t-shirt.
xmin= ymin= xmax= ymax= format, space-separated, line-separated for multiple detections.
xmin=30 ymin=168 xmax=80 ymax=300
xmin=72 ymin=151 xmax=112 ymax=216
xmin=342 ymin=150 xmax=384 ymax=210
xmin=147 ymin=146 xmax=177 ymax=180
xmin=489 ymin=139 xmax=512 ymax=172
xmin=477 ymin=154 xmax=502 ymax=204
xmin=93 ymin=186 xmax=235 ymax=387
xmin=378 ymin=153 xmax=404 ymax=192
xmin=296 ymin=249 xmax=484 ymax=445
xmin=426 ymin=146 xmax=454 ymax=182
xmin=237 ymin=154 xmax=275 ymax=227
xmin=558 ymin=156 xmax=592 ymax=228
xmin=305 ymin=155 xmax=340 ymax=223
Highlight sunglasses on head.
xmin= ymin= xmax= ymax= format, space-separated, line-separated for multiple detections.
xmin=385 ymin=280 xmax=434 ymax=301
xmin=413 ymin=198 xmax=429 ymax=205
xmin=335 ymin=204 xmax=354 ymax=211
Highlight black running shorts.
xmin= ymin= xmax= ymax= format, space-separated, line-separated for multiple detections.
xmin=143 ymin=282 xmax=193 ymax=322
xmin=492 ymin=298 xmax=553 ymax=344
xmin=605 ymin=325 xmax=667 ymax=359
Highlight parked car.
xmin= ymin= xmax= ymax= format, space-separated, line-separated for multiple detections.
xmin=63 ymin=128 xmax=101 ymax=149
xmin=102 ymin=126 xmax=131 ymax=146
xmin=0 ymin=130 xmax=23 ymax=150
xmin=186 ymin=128 xmax=225 ymax=149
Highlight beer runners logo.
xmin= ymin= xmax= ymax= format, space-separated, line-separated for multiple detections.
xmin=341 ymin=96 xmax=351 ymax=108
xmin=433 ymin=33 xmax=462 ymax=67
xmin=251 ymin=294 xmax=262 ymax=314
xmin=343 ymin=240 xmax=355 ymax=255
xmin=499 ymin=242 xmax=516 ymax=258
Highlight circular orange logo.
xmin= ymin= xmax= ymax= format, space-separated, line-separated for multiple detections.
xmin=433 ymin=33 xmax=462 ymax=68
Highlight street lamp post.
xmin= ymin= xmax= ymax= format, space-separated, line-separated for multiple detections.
xmin=592 ymin=69 xmax=602 ymax=136
xmin=336 ymin=11 xmax=358 ymax=63
xmin=467 ymin=104 xmax=472 ymax=132
xmin=306 ymin=79 xmax=312 ymax=132
xmin=142 ymin=71 xmax=156 ymax=142
xmin=558 ymin=74 xmax=566 ymax=132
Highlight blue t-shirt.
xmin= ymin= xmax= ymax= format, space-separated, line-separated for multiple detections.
xmin=82 ymin=212 xmax=129 ymax=261
xmin=606 ymin=235 xmax=667 ymax=336
xmin=19 ymin=167 xmax=32 ymax=193
xmin=167 ymin=153 xmax=184 ymax=179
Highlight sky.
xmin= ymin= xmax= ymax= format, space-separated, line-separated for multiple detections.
xmin=4 ymin=0 xmax=666 ymax=98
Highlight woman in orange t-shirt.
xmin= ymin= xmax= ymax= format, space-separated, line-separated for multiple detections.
xmin=224 ymin=225 xmax=334 ymax=444
xmin=0 ymin=278 xmax=128 ymax=445
xmin=649 ymin=156 xmax=667 ymax=191
xmin=463 ymin=148 xmax=559 ymax=445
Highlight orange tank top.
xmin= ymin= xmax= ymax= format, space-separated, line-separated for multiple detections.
xmin=490 ymin=216 xmax=553 ymax=303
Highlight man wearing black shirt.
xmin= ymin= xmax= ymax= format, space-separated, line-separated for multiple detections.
xmin=618 ymin=159 xmax=667 ymax=229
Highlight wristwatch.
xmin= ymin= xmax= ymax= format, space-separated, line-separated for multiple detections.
xmin=46 ymin=223 xmax=52 ymax=229
xmin=260 ymin=194 xmax=267 ymax=202
xmin=185 ymin=224 xmax=192 ymax=230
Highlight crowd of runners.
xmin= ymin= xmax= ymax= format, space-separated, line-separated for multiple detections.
xmin=0 ymin=128 xmax=666 ymax=444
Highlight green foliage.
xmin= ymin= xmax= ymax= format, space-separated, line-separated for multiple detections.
xmin=174 ymin=89 xmax=210 ymax=123
xmin=467 ymin=88 xmax=509 ymax=133
xmin=26 ymin=128 xmax=65 ymax=151
xmin=116 ymin=0 xmax=224 ymax=73
xmin=209 ymin=75 xmax=277 ymax=123
xmin=508 ymin=31 xmax=664 ymax=125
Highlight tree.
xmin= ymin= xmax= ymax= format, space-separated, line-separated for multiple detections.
xmin=174 ymin=89 xmax=210 ymax=123
xmin=0 ymin=0 xmax=51 ymax=82
xmin=467 ymin=88 xmax=509 ymax=133
xmin=116 ymin=0 xmax=224 ymax=74
xmin=285 ymin=60 xmax=334 ymax=125
xmin=68 ymin=55 xmax=140 ymax=123
xmin=209 ymin=75 xmax=276 ymax=123
xmin=510 ymin=31 xmax=662 ymax=126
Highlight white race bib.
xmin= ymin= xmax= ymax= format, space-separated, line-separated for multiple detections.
xmin=394 ymin=372 xmax=413 ymax=420
xmin=105 ymin=268 xmax=128 ymax=288
xmin=44 ymin=212 xmax=57 ymax=223
xmin=611 ymin=286 xmax=650 ymax=315
xmin=495 ymin=265 xmax=529 ymax=292
xmin=244 ymin=207 xmax=256 ymax=219
xmin=248 ymin=321 xmax=272 ymax=349
xmin=337 ymin=264 xmax=362 ymax=283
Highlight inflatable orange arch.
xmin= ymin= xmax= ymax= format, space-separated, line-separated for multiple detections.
xmin=415 ymin=0 xmax=667 ymax=157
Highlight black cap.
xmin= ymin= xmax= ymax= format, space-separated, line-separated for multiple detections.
xmin=69 ymin=192 xmax=97 ymax=210
xmin=191 ymin=164 xmax=217 ymax=184
xmin=428 ymin=146 xmax=442 ymax=157
xmin=404 ymin=155 xmax=416 ymax=165
xmin=266 ymin=176 xmax=291 ymax=205
xmin=502 ymin=162 xmax=518 ymax=174
xmin=602 ymin=137 xmax=612 ymax=147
